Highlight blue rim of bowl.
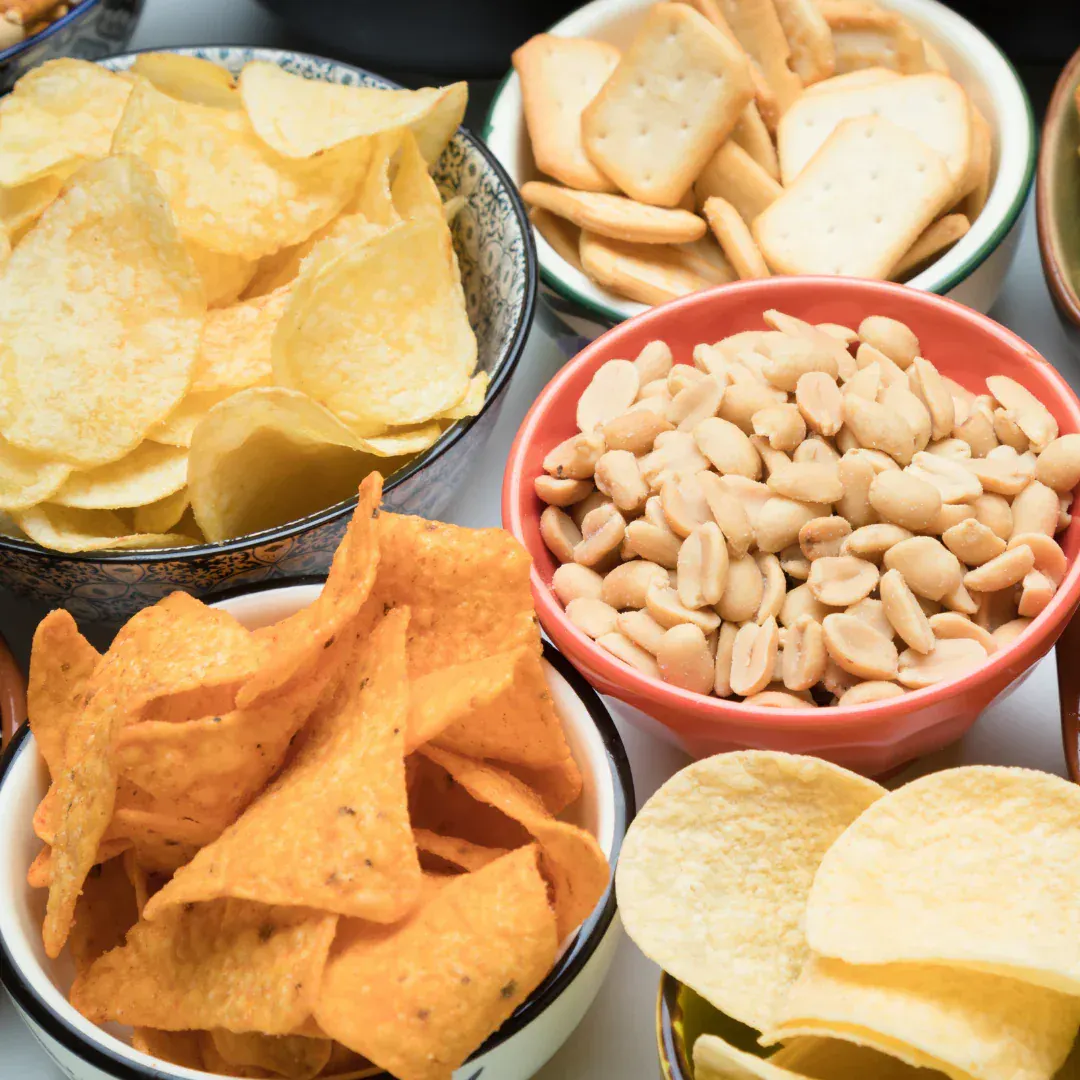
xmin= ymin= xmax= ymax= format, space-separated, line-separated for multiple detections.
xmin=481 ymin=15 xmax=1037 ymax=327
xmin=0 ymin=596 xmax=635 ymax=1078
xmin=0 ymin=44 xmax=538 ymax=564
xmin=0 ymin=0 xmax=98 ymax=66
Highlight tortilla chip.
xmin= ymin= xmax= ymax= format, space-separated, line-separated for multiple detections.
xmin=201 ymin=1032 xmax=274 ymax=1077
xmin=413 ymin=829 xmax=510 ymax=873
xmin=314 ymin=846 xmax=557 ymax=1080
xmin=504 ymin=756 xmax=584 ymax=816
xmin=144 ymin=609 xmax=421 ymax=923
xmin=27 ymin=839 xmax=132 ymax=888
xmin=419 ymin=746 xmax=608 ymax=940
xmin=72 ymin=899 xmax=338 ymax=1035
xmin=67 ymin=856 xmax=139 ymax=977
xmin=210 ymin=1030 xmax=332 ymax=1080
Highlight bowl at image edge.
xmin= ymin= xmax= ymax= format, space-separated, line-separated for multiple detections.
xmin=0 ymin=45 xmax=537 ymax=626
xmin=482 ymin=0 xmax=1035 ymax=341
xmin=501 ymin=276 xmax=1080 ymax=777
xmin=0 ymin=580 xmax=635 ymax=1080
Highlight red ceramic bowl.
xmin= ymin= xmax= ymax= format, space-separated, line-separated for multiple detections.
xmin=503 ymin=278 xmax=1080 ymax=775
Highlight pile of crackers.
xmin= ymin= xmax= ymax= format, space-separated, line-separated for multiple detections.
xmin=514 ymin=0 xmax=992 ymax=307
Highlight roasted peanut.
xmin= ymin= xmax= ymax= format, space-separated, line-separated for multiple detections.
xmin=838 ymin=681 xmax=906 ymax=705
xmin=986 ymin=375 xmax=1058 ymax=452
xmin=633 ymin=340 xmax=673 ymax=385
xmin=781 ymin=582 xmax=833 ymax=627
xmin=1036 ymin=434 xmax=1080 ymax=493
xmin=570 ymin=490 xmax=610 ymax=529
xmin=594 ymin=450 xmax=648 ymax=513
xmin=1009 ymin=480 xmax=1059 ymax=538
xmin=858 ymin=315 xmax=919 ymax=369
xmin=617 ymin=609 xmax=667 ymax=655
xmin=730 ymin=617 xmax=780 ymax=696
xmin=780 ymin=545 xmax=811 ymax=581
xmin=719 ymin=379 xmax=788 ymax=432
xmin=868 ymin=470 xmax=941 ymax=531
xmin=717 ymin=554 xmax=765 ymax=623
xmin=1017 ymin=570 xmax=1055 ymax=618
xmin=745 ymin=690 xmax=815 ymax=708
xmin=657 ymin=624 xmax=715 ymax=693
xmin=841 ymin=523 xmax=912 ymax=561
xmin=926 ymin=503 xmax=976 ymax=535
xmin=602 ymin=409 xmax=674 ymax=454
xmin=822 ymin=613 xmax=898 ymax=680
xmin=566 ymin=597 xmax=619 ymax=639
xmin=596 ymin=631 xmax=661 ymax=677
xmin=941 ymin=519 xmax=1006 ymax=566
xmin=669 ymin=374 xmax=725 ymax=431
xmin=928 ymin=612 xmax=997 ymax=653
xmin=836 ymin=451 xmax=878 ymax=528
xmin=992 ymin=618 xmax=1032 ymax=648
xmin=972 ymin=493 xmax=1013 ymax=541
xmin=906 ymin=451 xmax=982 ymax=504
xmin=880 ymin=568 xmax=935 ymax=653
xmin=713 ymin=622 xmax=739 ymax=697
xmin=843 ymin=394 xmax=915 ymax=464
xmin=624 ymin=519 xmax=681 ymax=568
xmin=535 ymin=475 xmax=594 ymax=507
xmin=755 ymin=552 xmax=786 ymax=623
xmin=795 ymin=371 xmax=843 ymax=436
xmin=540 ymin=506 xmax=581 ymax=563
xmin=1008 ymin=532 xmax=1067 ymax=585
xmin=601 ymin=560 xmax=669 ymax=610
xmin=639 ymin=431 xmax=709 ymax=491
xmin=752 ymin=403 xmax=807 ymax=453
xmin=782 ymin=615 xmax=828 ymax=691
xmin=924 ymin=438 xmax=971 ymax=461
xmin=855 ymin=342 xmax=906 ymax=387
xmin=694 ymin=417 xmax=761 ymax=478
xmin=965 ymin=453 xmax=1033 ymax=498
xmin=760 ymin=333 xmax=838 ymax=391
xmin=646 ymin=583 xmax=721 ymax=632
xmin=898 ymin=637 xmax=987 ymax=688
xmin=808 ymin=556 xmax=879 ymax=607
xmin=660 ymin=473 xmax=712 ymax=538
xmin=794 ymin=436 xmax=841 ymax=466
xmin=578 ymin=359 xmax=639 ymax=432
xmin=882 ymin=536 xmax=963 ymax=601
xmin=843 ymin=362 xmax=881 ymax=403
xmin=696 ymin=471 xmax=755 ymax=558
xmin=552 ymin=563 xmax=604 ymax=605
xmin=908 ymin=357 xmax=955 ymax=442
xmin=963 ymin=545 xmax=1034 ymax=592
xmin=543 ymin=430 xmax=605 ymax=480
xmin=845 ymin=597 xmax=895 ymax=642
xmin=768 ymin=462 xmax=843 ymax=504
xmin=678 ymin=522 xmax=729 ymax=609
xmin=993 ymin=407 xmax=1029 ymax=452
xmin=574 ymin=503 xmax=626 ymax=567
xmin=799 ymin=516 xmax=852 ymax=561
xmin=881 ymin=382 xmax=932 ymax=453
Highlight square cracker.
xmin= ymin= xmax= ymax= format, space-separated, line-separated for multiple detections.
xmin=513 ymin=34 xmax=621 ymax=192
xmin=772 ymin=0 xmax=835 ymax=85
xmin=582 ymin=3 xmax=753 ymax=207
xmin=819 ymin=0 xmax=928 ymax=75
xmin=579 ymin=230 xmax=712 ymax=305
xmin=695 ymin=140 xmax=783 ymax=224
xmin=777 ymin=72 xmax=972 ymax=189
xmin=753 ymin=115 xmax=954 ymax=279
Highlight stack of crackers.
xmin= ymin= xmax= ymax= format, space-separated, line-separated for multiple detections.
xmin=514 ymin=0 xmax=992 ymax=307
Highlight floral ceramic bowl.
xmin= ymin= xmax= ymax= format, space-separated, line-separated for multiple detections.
xmin=0 ymin=46 xmax=537 ymax=625
xmin=0 ymin=581 xmax=635 ymax=1080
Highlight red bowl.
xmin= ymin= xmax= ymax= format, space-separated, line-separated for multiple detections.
xmin=502 ymin=277 xmax=1080 ymax=775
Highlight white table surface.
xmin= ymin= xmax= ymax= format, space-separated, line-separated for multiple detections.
xmin=2 ymin=1 xmax=1079 ymax=1076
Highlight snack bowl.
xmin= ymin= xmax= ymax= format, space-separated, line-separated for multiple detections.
xmin=0 ymin=580 xmax=634 ymax=1080
xmin=502 ymin=275 xmax=1080 ymax=775
xmin=0 ymin=45 xmax=536 ymax=626
xmin=1036 ymin=43 xmax=1080 ymax=355
xmin=483 ymin=0 xmax=1035 ymax=342
xmin=657 ymin=972 xmax=756 ymax=1080
xmin=0 ymin=0 xmax=143 ymax=92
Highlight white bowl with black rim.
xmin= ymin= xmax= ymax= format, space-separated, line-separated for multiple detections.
xmin=0 ymin=581 xmax=634 ymax=1080
xmin=483 ymin=0 xmax=1035 ymax=344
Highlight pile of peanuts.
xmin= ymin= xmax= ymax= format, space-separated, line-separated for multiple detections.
xmin=536 ymin=310 xmax=1080 ymax=707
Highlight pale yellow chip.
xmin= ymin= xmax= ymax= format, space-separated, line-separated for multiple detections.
xmin=764 ymin=955 xmax=1080 ymax=1080
xmin=52 ymin=441 xmax=188 ymax=510
xmin=186 ymin=241 xmax=258 ymax=308
xmin=0 ymin=60 xmax=133 ymax=187
xmin=192 ymin=287 xmax=290 ymax=394
xmin=436 ymin=372 xmax=489 ymax=421
xmin=0 ymin=435 xmax=71 ymax=511
xmin=111 ymin=79 xmax=369 ymax=259
xmin=133 ymin=488 xmax=190 ymax=534
xmin=615 ymin=751 xmax=883 ymax=1032
xmin=391 ymin=131 xmax=444 ymax=222
xmin=806 ymin=766 xmax=1080 ymax=994
xmin=351 ymin=131 xmax=402 ymax=227
xmin=187 ymin=387 xmax=383 ymax=542
xmin=271 ymin=215 xmax=476 ymax=434
xmin=0 ymin=155 xmax=204 ymax=468
xmin=148 ymin=390 xmax=237 ymax=449
xmin=410 ymin=81 xmax=468 ymax=166
xmin=0 ymin=173 xmax=64 ymax=242
xmin=238 ymin=60 xmax=466 ymax=161
xmin=359 ymin=423 xmax=443 ymax=458
xmin=442 ymin=194 xmax=465 ymax=224
xmin=130 ymin=53 xmax=242 ymax=109
xmin=12 ymin=504 xmax=196 ymax=553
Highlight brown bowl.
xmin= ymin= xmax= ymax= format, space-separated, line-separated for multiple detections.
xmin=0 ymin=631 xmax=26 ymax=750
xmin=1036 ymin=44 xmax=1080 ymax=351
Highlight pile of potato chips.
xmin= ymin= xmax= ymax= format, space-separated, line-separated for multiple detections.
xmin=0 ymin=55 xmax=486 ymax=552
xmin=26 ymin=473 xmax=609 ymax=1080
xmin=618 ymin=751 xmax=1080 ymax=1080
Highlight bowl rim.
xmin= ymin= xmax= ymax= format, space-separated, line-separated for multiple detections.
xmin=0 ymin=43 xmax=538 ymax=565
xmin=0 ymin=0 xmax=99 ymax=66
xmin=481 ymin=0 xmax=1036 ymax=327
xmin=1036 ymin=43 xmax=1080 ymax=332
xmin=501 ymin=275 xmax=1080 ymax=730
xmin=656 ymin=971 xmax=692 ymax=1080
xmin=0 ymin=578 xmax=636 ymax=1078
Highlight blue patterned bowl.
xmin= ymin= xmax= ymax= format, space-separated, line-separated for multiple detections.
xmin=0 ymin=46 xmax=537 ymax=624
xmin=0 ymin=0 xmax=143 ymax=92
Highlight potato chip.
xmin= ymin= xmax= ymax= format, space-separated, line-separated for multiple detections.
xmin=764 ymin=954 xmax=1080 ymax=1080
xmin=200 ymin=1033 xmax=271 ymax=1077
xmin=409 ymin=81 xmax=468 ymax=166
xmin=71 ymin=898 xmax=339 ymax=1035
xmin=131 ymin=52 xmax=243 ymax=110
xmin=413 ymin=829 xmax=510 ymax=873
xmin=314 ymin=846 xmax=557 ymax=1080
xmin=132 ymin=1029 xmax=206 ymax=1071
xmin=0 ymin=172 xmax=64 ymax=240
xmin=352 ymin=131 xmax=402 ymax=227
xmin=0 ymin=59 xmax=132 ymax=186
xmin=806 ymin=767 xmax=1080 ymax=995
xmin=210 ymin=1031 xmax=332 ymax=1080
xmin=420 ymin=746 xmax=607 ymax=941
xmin=359 ymin=423 xmax=443 ymax=458
xmin=43 ymin=593 xmax=262 ymax=955
xmin=68 ymin=856 xmax=139 ymax=977
xmin=144 ymin=609 xmax=421 ymax=922
xmin=112 ymin=79 xmax=369 ymax=259
xmin=0 ymin=156 xmax=204 ymax=467
xmin=392 ymin=131 xmax=444 ymax=222
xmin=52 ymin=441 xmax=188 ymax=510
xmin=12 ymin=505 xmax=195 ymax=554
xmin=271 ymin=215 xmax=475 ymax=434
xmin=149 ymin=389 xmax=235 ymax=448
xmin=187 ymin=241 xmax=258 ymax=307
xmin=192 ymin=287 xmax=290 ymax=394
xmin=0 ymin=435 xmax=71 ymax=511
xmin=133 ymin=488 xmax=190 ymax=535
xmin=238 ymin=60 xmax=465 ymax=160
xmin=187 ymin=388 xmax=384 ymax=542
xmin=27 ymin=609 xmax=99 ymax=780
xmin=436 ymin=372 xmax=489 ymax=422
xmin=616 ymin=751 xmax=884 ymax=1032
xmin=442 ymin=194 xmax=465 ymax=223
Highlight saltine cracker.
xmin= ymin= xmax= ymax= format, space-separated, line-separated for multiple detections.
xmin=695 ymin=140 xmax=783 ymax=224
xmin=579 ymin=230 xmax=713 ymax=305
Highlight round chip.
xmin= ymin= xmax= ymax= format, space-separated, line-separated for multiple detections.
xmin=130 ymin=53 xmax=243 ymax=110
xmin=0 ymin=434 xmax=70 ymax=511
xmin=615 ymin=751 xmax=883 ymax=1031
xmin=806 ymin=766 xmax=1080 ymax=994
xmin=52 ymin=441 xmax=188 ymax=510
xmin=12 ymin=504 xmax=195 ymax=553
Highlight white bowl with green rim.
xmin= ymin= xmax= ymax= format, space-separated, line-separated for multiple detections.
xmin=483 ymin=0 xmax=1036 ymax=343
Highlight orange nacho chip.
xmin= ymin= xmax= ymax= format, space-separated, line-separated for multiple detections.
xmin=123 ymin=848 xmax=152 ymax=915
xmin=131 ymin=1029 xmax=205 ymax=1071
xmin=144 ymin=608 xmax=420 ymax=922
xmin=420 ymin=746 xmax=609 ymax=941
xmin=506 ymin=757 xmax=585 ymax=817
xmin=27 ymin=839 xmax=132 ymax=888
xmin=68 ymin=855 xmax=139 ymax=977
xmin=314 ymin=846 xmax=558 ymax=1080
xmin=72 ymin=899 xmax=338 ymax=1035
xmin=413 ymin=828 xmax=510 ymax=873
xmin=210 ymin=1030 xmax=333 ymax=1080
xmin=27 ymin=609 xmax=100 ymax=780
xmin=200 ymin=1032 xmax=273 ymax=1077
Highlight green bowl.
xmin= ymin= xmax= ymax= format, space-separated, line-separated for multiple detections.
xmin=1037 ymin=45 xmax=1080 ymax=352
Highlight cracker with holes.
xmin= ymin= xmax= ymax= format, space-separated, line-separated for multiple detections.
xmin=521 ymin=181 xmax=707 ymax=243
xmin=819 ymin=0 xmax=928 ymax=74
xmin=512 ymin=34 xmax=621 ymax=192
xmin=703 ymin=196 xmax=771 ymax=279
xmin=579 ymin=231 xmax=714 ymax=305
xmin=695 ymin=140 xmax=783 ymax=223
xmin=530 ymin=208 xmax=584 ymax=271
xmin=754 ymin=115 xmax=954 ymax=278
xmin=772 ymin=0 xmax=835 ymax=85
xmin=581 ymin=3 xmax=753 ymax=207
xmin=777 ymin=73 xmax=972 ymax=189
